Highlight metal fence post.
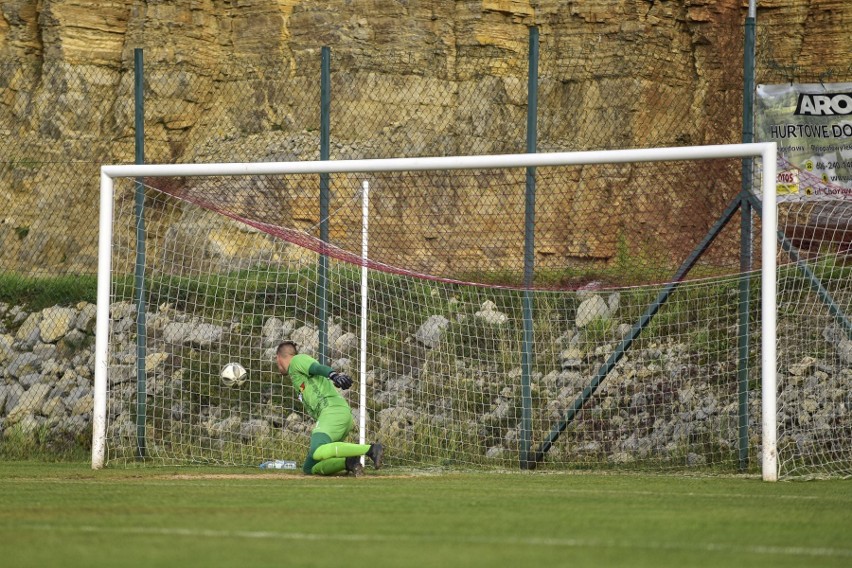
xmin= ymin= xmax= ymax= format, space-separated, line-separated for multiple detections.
xmin=737 ymin=3 xmax=757 ymax=472
xmin=133 ymin=47 xmax=147 ymax=460
xmin=319 ymin=46 xmax=331 ymax=363
xmin=520 ymin=26 xmax=539 ymax=470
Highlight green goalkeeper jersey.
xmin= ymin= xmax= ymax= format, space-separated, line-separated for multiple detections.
xmin=287 ymin=353 xmax=348 ymax=419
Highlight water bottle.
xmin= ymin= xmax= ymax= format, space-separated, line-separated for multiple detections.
xmin=259 ymin=459 xmax=298 ymax=470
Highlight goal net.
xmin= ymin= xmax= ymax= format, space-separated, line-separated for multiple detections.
xmin=92 ymin=144 xmax=851 ymax=479
xmin=774 ymin=163 xmax=852 ymax=480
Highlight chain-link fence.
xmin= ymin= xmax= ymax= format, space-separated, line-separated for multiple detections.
xmin=1 ymin=7 xmax=849 ymax=460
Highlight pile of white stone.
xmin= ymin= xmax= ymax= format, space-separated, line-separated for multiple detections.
xmin=0 ymin=302 xmax=98 ymax=447
xmin=2 ymin=294 xmax=850 ymax=472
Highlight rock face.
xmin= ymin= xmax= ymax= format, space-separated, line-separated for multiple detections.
xmin=0 ymin=0 xmax=850 ymax=277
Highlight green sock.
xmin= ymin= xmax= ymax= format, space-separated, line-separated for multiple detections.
xmin=311 ymin=457 xmax=347 ymax=475
xmin=312 ymin=442 xmax=371 ymax=461
xmin=303 ymin=432 xmax=333 ymax=474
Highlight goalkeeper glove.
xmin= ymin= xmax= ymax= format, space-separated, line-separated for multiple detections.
xmin=329 ymin=371 xmax=353 ymax=390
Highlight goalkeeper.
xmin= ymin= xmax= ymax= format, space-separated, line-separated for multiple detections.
xmin=276 ymin=340 xmax=383 ymax=476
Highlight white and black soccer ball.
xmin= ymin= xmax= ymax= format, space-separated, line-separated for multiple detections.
xmin=220 ymin=362 xmax=247 ymax=387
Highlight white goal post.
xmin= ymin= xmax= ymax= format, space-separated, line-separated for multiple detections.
xmin=93 ymin=143 xmax=780 ymax=479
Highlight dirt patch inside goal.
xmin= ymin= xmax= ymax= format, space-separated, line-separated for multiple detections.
xmin=159 ymin=472 xmax=415 ymax=480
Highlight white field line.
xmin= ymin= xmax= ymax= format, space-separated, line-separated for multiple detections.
xmin=12 ymin=524 xmax=852 ymax=559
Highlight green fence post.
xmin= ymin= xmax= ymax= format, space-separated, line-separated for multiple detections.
xmin=737 ymin=3 xmax=757 ymax=472
xmin=520 ymin=26 xmax=539 ymax=470
xmin=318 ymin=46 xmax=331 ymax=363
xmin=133 ymin=47 xmax=147 ymax=460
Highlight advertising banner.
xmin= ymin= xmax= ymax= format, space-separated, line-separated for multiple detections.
xmin=755 ymin=83 xmax=852 ymax=201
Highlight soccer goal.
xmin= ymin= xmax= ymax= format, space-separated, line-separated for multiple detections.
xmin=92 ymin=142 xmax=852 ymax=480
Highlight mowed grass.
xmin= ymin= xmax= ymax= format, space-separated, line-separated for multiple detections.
xmin=1 ymin=462 xmax=850 ymax=568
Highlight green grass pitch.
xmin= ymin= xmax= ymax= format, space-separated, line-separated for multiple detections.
xmin=1 ymin=462 xmax=850 ymax=568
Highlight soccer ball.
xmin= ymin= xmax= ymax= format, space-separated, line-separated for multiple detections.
xmin=220 ymin=362 xmax=247 ymax=387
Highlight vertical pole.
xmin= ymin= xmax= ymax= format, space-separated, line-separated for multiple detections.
xmin=737 ymin=4 xmax=757 ymax=472
xmin=520 ymin=26 xmax=539 ymax=470
xmin=92 ymin=170 xmax=115 ymax=469
xmin=133 ymin=48 xmax=147 ymax=460
xmin=318 ymin=47 xmax=331 ymax=363
xmin=737 ymin=209 xmax=752 ymax=471
xmin=761 ymin=142 xmax=778 ymax=482
xmin=358 ymin=181 xmax=370 ymax=463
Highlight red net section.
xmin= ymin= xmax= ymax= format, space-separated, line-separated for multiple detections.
xmin=141 ymin=157 xmax=747 ymax=290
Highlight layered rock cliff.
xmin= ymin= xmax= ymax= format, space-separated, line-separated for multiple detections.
xmin=0 ymin=0 xmax=849 ymax=278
